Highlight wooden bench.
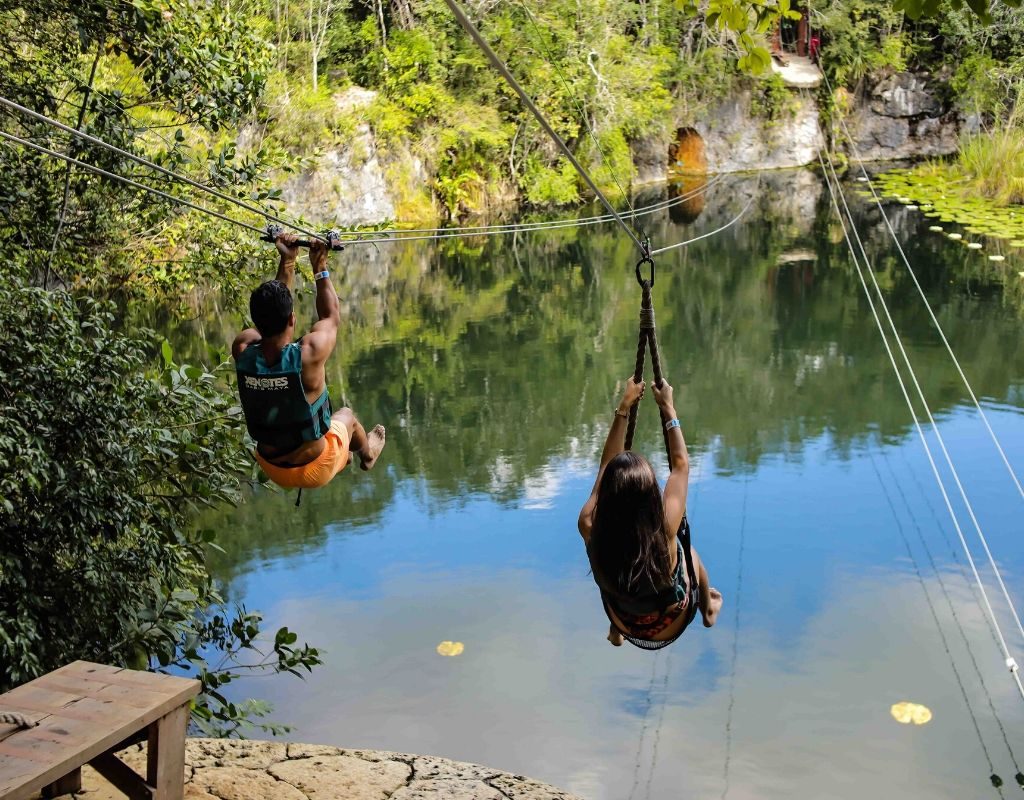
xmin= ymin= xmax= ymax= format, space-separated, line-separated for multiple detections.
xmin=0 ymin=660 xmax=200 ymax=800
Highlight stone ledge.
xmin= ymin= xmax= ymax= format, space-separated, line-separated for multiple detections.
xmin=38 ymin=737 xmax=583 ymax=800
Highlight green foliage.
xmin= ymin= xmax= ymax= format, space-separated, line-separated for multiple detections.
xmin=144 ymin=0 xmax=274 ymax=130
xmin=0 ymin=283 xmax=320 ymax=734
xmin=958 ymin=128 xmax=1024 ymax=204
xmin=522 ymin=158 xmax=580 ymax=206
xmin=816 ymin=0 xmax=909 ymax=85
xmin=751 ymin=72 xmax=798 ymax=125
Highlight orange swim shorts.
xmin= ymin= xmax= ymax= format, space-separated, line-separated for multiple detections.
xmin=253 ymin=418 xmax=351 ymax=489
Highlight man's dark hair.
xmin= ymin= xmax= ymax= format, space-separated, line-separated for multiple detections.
xmin=250 ymin=280 xmax=293 ymax=337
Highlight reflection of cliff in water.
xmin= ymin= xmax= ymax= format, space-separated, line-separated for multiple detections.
xmin=181 ymin=169 xmax=1024 ymax=581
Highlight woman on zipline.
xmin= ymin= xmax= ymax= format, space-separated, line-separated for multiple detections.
xmin=578 ymin=376 xmax=722 ymax=647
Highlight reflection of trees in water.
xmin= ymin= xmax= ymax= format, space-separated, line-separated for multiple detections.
xmin=179 ymin=171 xmax=1024 ymax=580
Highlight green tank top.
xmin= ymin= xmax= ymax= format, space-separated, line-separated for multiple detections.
xmin=235 ymin=340 xmax=332 ymax=453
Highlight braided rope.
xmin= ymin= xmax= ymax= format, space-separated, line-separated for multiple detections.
xmin=624 ymin=285 xmax=651 ymax=451
xmin=624 ymin=280 xmax=671 ymax=459
xmin=0 ymin=711 xmax=38 ymax=728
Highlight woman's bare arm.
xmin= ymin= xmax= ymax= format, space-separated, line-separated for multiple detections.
xmin=578 ymin=377 xmax=645 ymax=541
xmin=654 ymin=379 xmax=690 ymax=541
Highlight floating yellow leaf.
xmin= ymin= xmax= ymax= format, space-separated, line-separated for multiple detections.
xmin=436 ymin=641 xmax=464 ymax=657
xmin=891 ymin=701 xmax=932 ymax=725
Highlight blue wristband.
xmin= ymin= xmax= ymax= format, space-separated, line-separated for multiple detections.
xmin=664 ymin=418 xmax=680 ymax=431
xmin=313 ymin=270 xmax=329 ymax=281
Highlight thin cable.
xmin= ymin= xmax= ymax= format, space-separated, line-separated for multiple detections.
xmin=5 ymin=87 xmax=727 ymax=245
xmin=441 ymin=0 xmax=648 ymax=254
xmin=344 ymin=177 xmax=724 ymax=247
xmin=0 ymin=94 xmax=324 ymax=242
xmin=518 ymin=0 xmax=637 ymax=220
xmin=352 ymin=173 xmax=725 ymax=239
xmin=648 ymin=183 xmax=759 ymax=256
xmin=626 ymin=652 xmax=663 ymax=800
xmin=822 ymin=143 xmax=1024 ymax=648
xmin=819 ymin=70 xmax=1024 ymax=503
xmin=720 ymin=475 xmax=749 ymax=800
xmin=818 ymin=146 xmax=1024 ymax=701
xmin=642 ymin=425 xmax=710 ymax=799
xmin=880 ymin=449 xmax=1021 ymax=774
xmin=867 ymin=446 xmax=1003 ymax=786
xmin=46 ymin=40 xmax=102 ymax=286
xmin=0 ymin=130 xmax=265 ymax=236
xmin=11 ymin=123 xmax=722 ymax=251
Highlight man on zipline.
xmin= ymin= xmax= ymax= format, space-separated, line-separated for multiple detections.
xmin=232 ymin=233 xmax=385 ymax=490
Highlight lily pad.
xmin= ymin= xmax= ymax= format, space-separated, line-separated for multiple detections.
xmin=967 ymin=242 xmax=983 ymax=249
xmin=929 ymin=226 xmax=944 ymax=232
xmin=989 ymin=255 xmax=1006 ymax=262
xmin=948 ymin=233 xmax=963 ymax=241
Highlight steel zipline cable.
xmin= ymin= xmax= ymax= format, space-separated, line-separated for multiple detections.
xmin=0 ymin=94 xmax=326 ymax=243
xmin=0 ymin=129 xmax=267 ymax=237
xmin=1 ymin=90 xmax=736 ymax=248
xmin=817 ymin=69 xmax=1024 ymax=505
xmin=816 ymin=142 xmax=1024 ymax=702
xmin=811 ymin=81 xmax=1024 ymax=651
xmin=440 ymin=0 xmax=649 ymax=256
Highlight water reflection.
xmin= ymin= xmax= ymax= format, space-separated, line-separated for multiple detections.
xmin=177 ymin=169 xmax=1024 ymax=798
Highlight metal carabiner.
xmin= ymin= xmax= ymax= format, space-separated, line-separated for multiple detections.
xmin=635 ymin=256 xmax=655 ymax=288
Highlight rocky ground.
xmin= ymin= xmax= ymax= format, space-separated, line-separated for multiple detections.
xmin=44 ymin=738 xmax=584 ymax=800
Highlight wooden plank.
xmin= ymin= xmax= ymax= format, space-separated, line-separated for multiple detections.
xmin=1 ymin=685 xmax=86 ymax=715
xmin=0 ymin=710 xmax=50 ymax=744
xmin=41 ymin=766 xmax=80 ymax=798
xmin=53 ymin=662 xmax=197 ymax=694
xmin=38 ymin=677 xmax=173 ymax=712
xmin=0 ymin=753 xmax=36 ymax=792
xmin=148 ymin=705 xmax=188 ymax=800
xmin=0 ymin=701 xmax=196 ymax=798
xmin=44 ymin=665 xmax=186 ymax=698
xmin=0 ymin=663 xmax=198 ymax=800
xmin=2 ymin=694 xmax=139 ymax=726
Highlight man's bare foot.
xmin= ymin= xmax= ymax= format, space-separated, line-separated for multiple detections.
xmin=359 ymin=424 xmax=386 ymax=471
xmin=702 ymin=587 xmax=723 ymax=627
xmin=607 ymin=625 xmax=624 ymax=646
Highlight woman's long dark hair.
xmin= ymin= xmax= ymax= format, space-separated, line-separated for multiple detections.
xmin=589 ymin=451 xmax=672 ymax=597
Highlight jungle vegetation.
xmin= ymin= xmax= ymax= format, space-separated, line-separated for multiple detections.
xmin=0 ymin=0 xmax=1020 ymax=735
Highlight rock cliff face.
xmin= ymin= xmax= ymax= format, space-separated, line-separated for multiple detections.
xmin=846 ymin=71 xmax=964 ymax=160
xmin=277 ymin=87 xmax=432 ymax=228
xmin=281 ymin=72 xmax=966 ymax=227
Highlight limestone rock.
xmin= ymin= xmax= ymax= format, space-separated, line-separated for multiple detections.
xmin=186 ymin=738 xmax=288 ymax=770
xmin=390 ymin=779 xmax=504 ymax=799
xmin=696 ymin=90 xmax=824 ymax=172
xmin=287 ymin=742 xmax=346 ymax=759
xmin=190 ymin=766 xmax=306 ymax=800
xmin=854 ymin=113 xmax=909 ymax=151
xmin=870 ymin=72 xmax=942 ymax=118
xmin=412 ymin=754 xmax=499 ymax=781
xmin=490 ymin=773 xmax=586 ymax=799
xmin=269 ymin=753 xmax=410 ymax=799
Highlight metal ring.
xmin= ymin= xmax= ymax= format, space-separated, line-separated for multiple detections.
xmin=635 ymin=256 xmax=655 ymax=287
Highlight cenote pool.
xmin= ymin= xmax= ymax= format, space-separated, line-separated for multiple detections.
xmin=168 ymin=169 xmax=1024 ymax=799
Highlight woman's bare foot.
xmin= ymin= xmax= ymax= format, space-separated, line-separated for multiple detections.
xmin=702 ymin=587 xmax=723 ymax=627
xmin=607 ymin=625 xmax=623 ymax=646
xmin=359 ymin=424 xmax=386 ymax=471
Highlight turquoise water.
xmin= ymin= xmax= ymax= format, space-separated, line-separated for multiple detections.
xmin=185 ymin=170 xmax=1024 ymax=799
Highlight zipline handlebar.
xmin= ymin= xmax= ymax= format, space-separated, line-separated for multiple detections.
xmin=261 ymin=225 xmax=345 ymax=251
